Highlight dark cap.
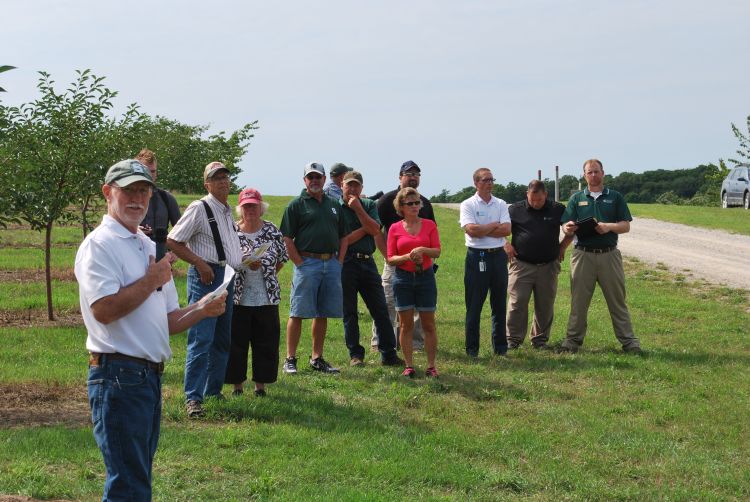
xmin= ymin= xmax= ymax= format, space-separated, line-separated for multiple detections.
xmin=400 ymin=160 xmax=420 ymax=174
xmin=343 ymin=170 xmax=363 ymax=185
xmin=105 ymin=159 xmax=154 ymax=187
xmin=330 ymin=162 xmax=353 ymax=177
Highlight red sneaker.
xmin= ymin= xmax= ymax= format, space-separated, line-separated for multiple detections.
xmin=401 ymin=366 xmax=416 ymax=378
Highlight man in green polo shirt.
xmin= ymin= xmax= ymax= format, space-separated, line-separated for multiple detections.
xmin=559 ymin=159 xmax=642 ymax=354
xmin=338 ymin=171 xmax=404 ymax=367
xmin=280 ymin=162 xmax=348 ymax=374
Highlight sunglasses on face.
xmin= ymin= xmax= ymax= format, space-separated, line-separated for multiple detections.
xmin=479 ymin=177 xmax=496 ymax=183
xmin=209 ymin=174 xmax=230 ymax=182
xmin=306 ymin=174 xmax=323 ymax=180
xmin=402 ymin=172 xmax=420 ymax=178
xmin=403 ymin=200 xmax=421 ymax=207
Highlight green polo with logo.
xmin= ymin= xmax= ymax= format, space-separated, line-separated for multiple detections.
xmin=338 ymin=197 xmax=380 ymax=255
xmin=280 ymin=190 xmax=347 ymax=254
xmin=561 ymin=187 xmax=632 ymax=248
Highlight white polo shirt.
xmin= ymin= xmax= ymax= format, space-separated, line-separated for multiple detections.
xmin=75 ymin=215 xmax=180 ymax=363
xmin=459 ymin=192 xmax=511 ymax=249
xmin=168 ymin=193 xmax=242 ymax=268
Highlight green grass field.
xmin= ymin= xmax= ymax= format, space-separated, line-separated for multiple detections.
xmin=630 ymin=203 xmax=750 ymax=236
xmin=1 ymin=200 xmax=748 ymax=501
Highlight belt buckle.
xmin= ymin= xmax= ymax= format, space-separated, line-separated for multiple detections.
xmin=88 ymin=352 xmax=101 ymax=367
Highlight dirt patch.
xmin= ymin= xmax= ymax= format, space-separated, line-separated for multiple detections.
xmin=0 ymin=267 xmax=185 ymax=284
xmin=0 ymin=268 xmax=77 ymax=282
xmin=0 ymin=497 xmax=72 ymax=502
xmin=0 ymin=308 xmax=83 ymax=329
xmin=0 ymin=382 xmax=90 ymax=429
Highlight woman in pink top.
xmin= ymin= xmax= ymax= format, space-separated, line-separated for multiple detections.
xmin=387 ymin=187 xmax=441 ymax=378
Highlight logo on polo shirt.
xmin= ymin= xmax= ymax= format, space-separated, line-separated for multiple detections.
xmin=602 ymin=199 xmax=613 ymax=204
xmin=331 ymin=207 xmax=337 ymax=215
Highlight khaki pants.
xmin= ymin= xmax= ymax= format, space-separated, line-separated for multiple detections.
xmin=506 ymin=259 xmax=560 ymax=347
xmin=563 ymin=248 xmax=639 ymax=350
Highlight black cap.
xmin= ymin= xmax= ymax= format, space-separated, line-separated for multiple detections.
xmin=400 ymin=160 xmax=420 ymax=174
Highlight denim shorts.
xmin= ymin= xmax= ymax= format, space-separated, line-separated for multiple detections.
xmin=289 ymin=256 xmax=343 ymax=318
xmin=392 ymin=266 xmax=437 ymax=312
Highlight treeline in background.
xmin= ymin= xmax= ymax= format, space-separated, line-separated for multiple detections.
xmin=430 ymin=162 xmax=729 ymax=207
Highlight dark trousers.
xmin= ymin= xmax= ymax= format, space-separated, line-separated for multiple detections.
xmin=342 ymin=256 xmax=398 ymax=361
xmin=225 ymin=304 xmax=280 ymax=385
xmin=464 ymin=248 xmax=508 ymax=356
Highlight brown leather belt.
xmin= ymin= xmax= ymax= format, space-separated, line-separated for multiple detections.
xmin=89 ymin=352 xmax=165 ymax=375
xmin=300 ymin=251 xmax=335 ymax=260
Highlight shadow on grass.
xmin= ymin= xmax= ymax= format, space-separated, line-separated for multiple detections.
xmin=163 ymin=374 xmax=408 ymax=435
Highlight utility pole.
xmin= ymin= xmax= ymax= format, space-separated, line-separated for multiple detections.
xmin=555 ymin=165 xmax=559 ymax=202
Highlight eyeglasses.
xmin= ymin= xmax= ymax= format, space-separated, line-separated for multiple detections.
xmin=306 ymin=174 xmax=323 ymax=180
xmin=209 ymin=174 xmax=230 ymax=182
xmin=111 ymin=185 xmax=152 ymax=197
xmin=402 ymin=172 xmax=420 ymax=178
xmin=403 ymin=201 xmax=422 ymax=207
xmin=479 ymin=177 xmax=496 ymax=183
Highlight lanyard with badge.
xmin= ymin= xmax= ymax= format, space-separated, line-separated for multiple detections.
xmin=476 ymin=209 xmax=488 ymax=272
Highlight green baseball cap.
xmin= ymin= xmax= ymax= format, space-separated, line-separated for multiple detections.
xmin=105 ymin=159 xmax=154 ymax=187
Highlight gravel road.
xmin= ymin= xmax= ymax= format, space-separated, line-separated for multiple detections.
xmin=436 ymin=204 xmax=750 ymax=291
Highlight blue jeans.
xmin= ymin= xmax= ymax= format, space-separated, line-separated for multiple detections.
xmin=87 ymin=356 xmax=162 ymax=501
xmin=342 ymin=256 xmax=398 ymax=361
xmin=464 ymin=248 xmax=508 ymax=356
xmin=185 ymin=264 xmax=235 ymax=402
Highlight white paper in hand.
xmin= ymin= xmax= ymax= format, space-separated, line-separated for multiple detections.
xmin=177 ymin=264 xmax=235 ymax=321
xmin=242 ymin=242 xmax=272 ymax=266
xmin=203 ymin=264 xmax=235 ymax=302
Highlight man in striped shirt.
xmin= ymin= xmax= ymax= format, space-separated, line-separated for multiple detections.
xmin=167 ymin=162 xmax=242 ymax=417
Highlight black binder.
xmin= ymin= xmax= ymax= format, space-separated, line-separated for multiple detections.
xmin=575 ymin=217 xmax=599 ymax=239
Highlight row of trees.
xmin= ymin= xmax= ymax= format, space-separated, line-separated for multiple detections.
xmin=431 ymin=162 xmax=731 ymax=206
xmin=0 ymin=69 xmax=258 ymax=320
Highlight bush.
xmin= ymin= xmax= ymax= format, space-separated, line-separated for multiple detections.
xmin=655 ymin=191 xmax=682 ymax=205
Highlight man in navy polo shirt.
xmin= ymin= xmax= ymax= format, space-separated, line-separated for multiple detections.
xmin=560 ymin=159 xmax=641 ymax=354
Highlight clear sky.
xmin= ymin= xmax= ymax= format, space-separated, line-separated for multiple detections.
xmin=4 ymin=0 xmax=749 ymax=197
